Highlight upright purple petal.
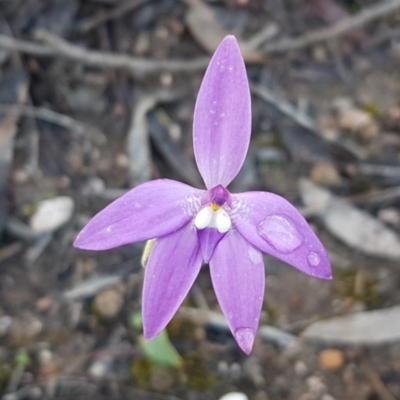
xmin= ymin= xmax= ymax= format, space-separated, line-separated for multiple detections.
xmin=209 ymin=231 xmax=265 ymax=354
xmin=193 ymin=35 xmax=251 ymax=189
xmin=231 ymin=192 xmax=332 ymax=279
xmin=143 ymin=223 xmax=203 ymax=340
xmin=74 ymin=179 xmax=203 ymax=250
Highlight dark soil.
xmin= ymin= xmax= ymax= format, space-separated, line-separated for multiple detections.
xmin=1 ymin=1 xmax=400 ymax=399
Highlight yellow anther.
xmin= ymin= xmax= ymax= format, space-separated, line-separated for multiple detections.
xmin=210 ymin=203 xmax=220 ymax=211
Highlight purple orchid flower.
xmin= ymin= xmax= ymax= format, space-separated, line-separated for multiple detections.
xmin=74 ymin=35 xmax=331 ymax=354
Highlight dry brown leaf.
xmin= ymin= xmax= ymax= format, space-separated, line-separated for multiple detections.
xmin=299 ymin=179 xmax=400 ymax=259
xmin=184 ymin=0 xmax=264 ymax=62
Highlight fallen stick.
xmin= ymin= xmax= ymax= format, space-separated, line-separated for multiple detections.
xmin=0 ymin=30 xmax=209 ymax=76
xmin=250 ymin=83 xmax=315 ymax=131
xmin=78 ymin=0 xmax=148 ymax=33
xmin=263 ymin=0 xmax=400 ymax=54
xmin=0 ymin=104 xmax=106 ymax=144
xmin=0 ymin=1 xmax=398 ymax=74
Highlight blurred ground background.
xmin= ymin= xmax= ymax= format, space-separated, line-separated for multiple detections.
xmin=1 ymin=0 xmax=400 ymax=399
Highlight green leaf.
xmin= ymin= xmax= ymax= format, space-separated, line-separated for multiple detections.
xmin=130 ymin=311 xmax=143 ymax=330
xmin=15 ymin=348 xmax=30 ymax=368
xmin=138 ymin=330 xmax=182 ymax=367
xmin=130 ymin=311 xmax=182 ymax=367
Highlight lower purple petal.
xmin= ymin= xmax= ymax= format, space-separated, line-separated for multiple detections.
xmin=197 ymin=227 xmax=226 ymax=263
xmin=231 ymin=192 xmax=332 ymax=279
xmin=143 ymin=223 xmax=203 ymax=340
xmin=74 ymin=179 xmax=203 ymax=250
xmin=209 ymin=230 xmax=265 ymax=354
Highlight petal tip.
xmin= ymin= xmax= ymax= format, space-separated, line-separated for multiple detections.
xmin=218 ymin=35 xmax=242 ymax=60
xmin=143 ymin=310 xmax=164 ymax=341
xmin=312 ymin=258 xmax=332 ymax=280
xmin=234 ymin=327 xmax=255 ymax=354
xmin=323 ymin=270 xmax=333 ymax=280
xmin=222 ymin=34 xmax=238 ymax=45
xmin=73 ymin=232 xmax=88 ymax=249
xmin=72 ymin=231 xmax=98 ymax=251
xmin=143 ymin=325 xmax=160 ymax=341
xmin=307 ymin=264 xmax=332 ymax=280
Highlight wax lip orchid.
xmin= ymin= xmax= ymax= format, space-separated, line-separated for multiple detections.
xmin=74 ymin=35 xmax=331 ymax=354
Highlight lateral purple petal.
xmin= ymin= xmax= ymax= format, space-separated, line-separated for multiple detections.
xmin=143 ymin=223 xmax=203 ymax=340
xmin=209 ymin=231 xmax=265 ymax=354
xmin=231 ymin=192 xmax=332 ymax=279
xmin=74 ymin=179 xmax=203 ymax=250
xmin=193 ymin=35 xmax=251 ymax=189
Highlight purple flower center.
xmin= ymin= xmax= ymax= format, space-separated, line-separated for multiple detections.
xmin=194 ymin=185 xmax=233 ymax=263
xmin=201 ymin=184 xmax=232 ymax=208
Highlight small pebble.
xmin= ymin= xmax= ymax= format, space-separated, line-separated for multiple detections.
xmin=169 ymin=122 xmax=181 ymax=141
xmin=306 ymin=375 xmax=327 ymax=395
xmin=94 ymin=289 xmax=124 ymax=319
xmin=230 ymin=362 xmax=242 ymax=380
xmin=218 ymin=360 xmax=229 ymax=378
xmin=160 ymin=72 xmax=173 ymax=86
xmin=386 ymin=106 xmax=400 ymax=129
xmin=257 ymin=147 xmax=287 ymax=164
xmin=37 ymin=348 xmax=53 ymax=366
xmin=115 ymin=153 xmax=129 ymax=169
xmin=319 ymin=349 xmax=345 ymax=371
xmin=13 ymin=169 xmax=29 ymax=184
xmin=10 ymin=313 xmax=42 ymax=339
xmin=332 ymin=97 xmax=354 ymax=112
xmin=321 ymin=395 xmax=336 ymax=400
xmin=134 ymin=32 xmax=150 ymax=55
xmin=150 ymin=366 xmax=174 ymax=392
xmin=35 ymin=296 xmax=52 ymax=312
xmin=298 ymin=394 xmax=318 ymax=400
xmin=0 ymin=316 xmax=12 ymax=336
xmin=219 ymin=393 xmax=249 ymax=400
xmin=312 ymin=44 xmax=328 ymax=62
xmin=112 ymin=103 xmax=126 ymax=118
xmin=89 ymin=358 xmax=110 ymax=379
xmin=83 ymin=177 xmax=106 ymax=194
xmin=294 ymin=360 xmax=308 ymax=377
xmin=254 ymin=391 xmax=270 ymax=400
xmin=378 ymin=207 xmax=400 ymax=226
xmin=337 ymin=108 xmax=379 ymax=141
xmin=76 ymin=258 xmax=98 ymax=278
xmin=310 ymin=162 xmax=341 ymax=187
xmin=243 ymin=357 xmax=265 ymax=386
xmin=30 ymin=197 xmax=74 ymax=233
xmin=289 ymin=295 xmax=304 ymax=311
xmin=2 ymin=387 xmax=42 ymax=400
